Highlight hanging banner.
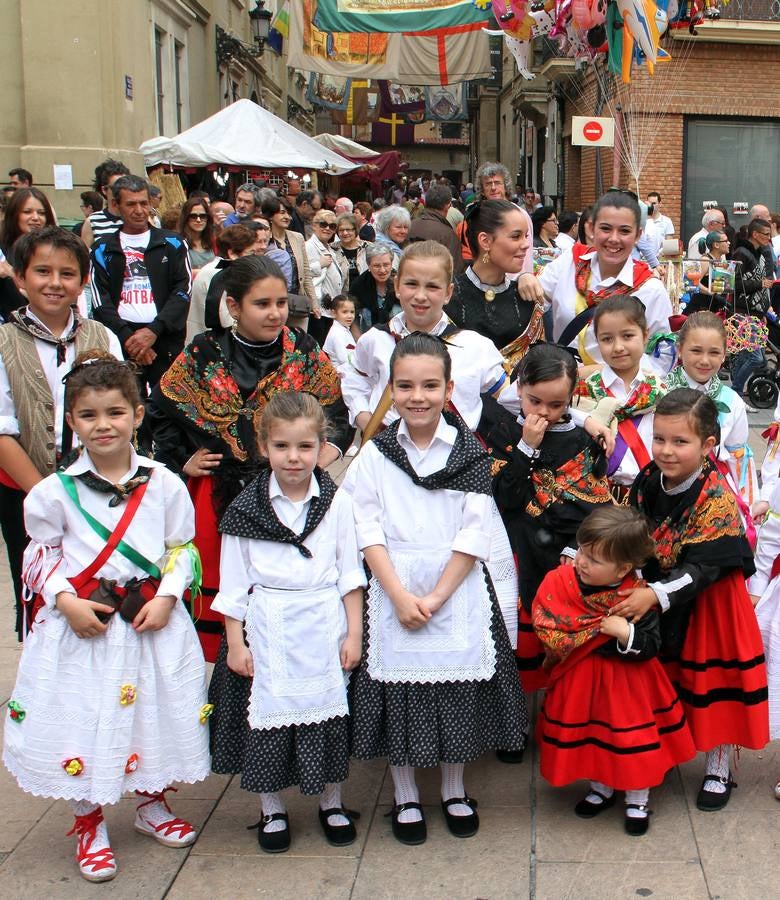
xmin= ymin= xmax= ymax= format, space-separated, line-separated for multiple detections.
xmin=307 ymin=74 xmax=352 ymax=110
xmin=315 ymin=0 xmax=493 ymax=32
xmin=332 ymin=81 xmax=372 ymax=124
xmin=290 ymin=2 xmax=492 ymax=83
xmin=378 ymin=82 xmax=426 ymax=116
xmin=289 ymin=0 xmax=398 ymax=78
xmin=425 ymin=83 xmax=468 ymax=122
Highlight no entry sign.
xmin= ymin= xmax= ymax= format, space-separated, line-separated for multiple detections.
xmin=572 ymin=116 xmax=615 ymax=148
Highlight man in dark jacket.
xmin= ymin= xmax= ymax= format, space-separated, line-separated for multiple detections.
xmin=730 ymin=218 xmax=774 ymax=406
xmin=407 ymin=183 xmax=464 ymax=274
xmin=90 ymin=174 xmax=191 ymax=394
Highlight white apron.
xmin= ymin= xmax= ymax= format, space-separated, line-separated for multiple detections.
xmin=366 ymin=541 xmax=497 ymax=685
xmin=244 ymin=584 xmax=349 ymax=731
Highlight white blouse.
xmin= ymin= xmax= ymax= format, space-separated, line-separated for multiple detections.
xmin=538 ymin=248 xmax=672 ymax=372
xmin=349 ymin=416 xmax=492 ymax=561
xmin=323 ymin=320 xmax=357 ymax=371
xmin=340 ymin=311 xmax=520 ymax=430
xmin=570 ymin=365 xmax=656 ymax=487
xmin=749 ymin=478 xmax=780 ymax=596
xmin=211 ymin=479 xmax=366 ymax=622
xmin=23 ymin=448 xmax=195 ymax=609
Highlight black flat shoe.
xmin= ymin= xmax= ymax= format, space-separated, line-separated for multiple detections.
xmin=495 ymin=748 xmax=525 ymax=765
xmin=441 ymin=796 xmax=479 ymax=838
xmin=696 ymin=774 xmax=737 ymax=811
xmin=385 ymin=802 xmax=426 ymax=846
xmin=248 ymin=812 xmax=290 ymax=853
xmin=318 ymin=806 xmax=360 ymax=847
xmin=624 ymin=804 xmax=651 ymax=836
xmin=574 ymin=790 xmax=616 ymax=819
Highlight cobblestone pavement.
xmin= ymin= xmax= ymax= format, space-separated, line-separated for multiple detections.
xmin=0 ymin=414 xmax=777 ymax=899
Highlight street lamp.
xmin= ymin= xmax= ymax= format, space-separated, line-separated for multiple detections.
xmin=248 ymin=1 xmax=273 ymax=56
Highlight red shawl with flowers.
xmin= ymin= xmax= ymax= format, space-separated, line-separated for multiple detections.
xmin=572 ymin=242 xmax=655 ymax=307
xmin=533 ymin=565 xmax=643 ymax=677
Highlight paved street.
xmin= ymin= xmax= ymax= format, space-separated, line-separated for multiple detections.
xmin=0 ymin=417 xmax=778 ymax=899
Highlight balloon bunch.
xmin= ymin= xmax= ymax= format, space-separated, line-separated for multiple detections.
xmin=482 ymin=0 xmax=722 ymax=83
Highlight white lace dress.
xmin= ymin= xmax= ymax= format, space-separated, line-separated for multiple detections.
xmin=3 ymin=451 xmax=210 ymax=806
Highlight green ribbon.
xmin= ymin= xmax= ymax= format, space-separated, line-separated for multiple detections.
xmin=56 ymin=474 xmax=161 ymax=579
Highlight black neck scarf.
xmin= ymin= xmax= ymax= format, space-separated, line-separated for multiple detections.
xmin=219 ymin=467 xmax=337 ymax=557
xmin=373 ymin=410 xmax=491 ymax=495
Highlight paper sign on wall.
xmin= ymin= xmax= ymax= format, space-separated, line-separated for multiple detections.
xmin=53 ymin=164 xmax=73 ymax=190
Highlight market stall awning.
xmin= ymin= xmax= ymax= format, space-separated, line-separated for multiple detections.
xmin=313 ymin=133 xmax=402 ymax=192
xmin=313 ymin=133 xmax=380 ymax=160
xmin=139 ymin=99 xmax=359 ymax=174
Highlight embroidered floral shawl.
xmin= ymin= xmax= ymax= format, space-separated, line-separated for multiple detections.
xmin=157 ymin=327 xmax=342 ymax=462
xmin=533 ymin=565 xmax=643 ymax=667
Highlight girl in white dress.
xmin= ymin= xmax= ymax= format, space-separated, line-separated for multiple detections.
xmin=349 ymin=333 xmax=527 ymax=846
xmin=748 ymin=479 xmax=780 ymax=799
xmin=572 ymin=295 xmax=666 ymax=503
xmin=209 ymin=391 xmax=365 ymax=853
xmin=322 ymin=293 xmax=358 ymax=372
xmin=3 ymin=352 xmax=209 ymax=884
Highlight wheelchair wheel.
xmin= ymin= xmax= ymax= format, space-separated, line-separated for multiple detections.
xmin=746 ymin=374 xmax=779 ymax=409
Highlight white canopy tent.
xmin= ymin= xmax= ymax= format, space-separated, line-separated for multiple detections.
xmin=313 ymin=133 xmax=380 ymax=160
xmin=139 ymin=99 xmax=359 ymax=174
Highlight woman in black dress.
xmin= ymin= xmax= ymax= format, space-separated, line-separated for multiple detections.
xmin=445 ymin=199 xmax=543 ymax=370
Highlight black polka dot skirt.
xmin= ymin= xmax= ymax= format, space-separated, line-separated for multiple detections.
xmin=350 ymin=568 xmax=529 ymax=767
xmin=209 ymin=637 xmax=350 ymax=795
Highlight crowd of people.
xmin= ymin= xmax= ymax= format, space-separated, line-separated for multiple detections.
xmin=1 ymin=158 xmax=779 ymax=886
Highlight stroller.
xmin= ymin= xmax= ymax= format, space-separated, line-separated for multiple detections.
xmin=745 ymin=313 xmax=780 ymax=409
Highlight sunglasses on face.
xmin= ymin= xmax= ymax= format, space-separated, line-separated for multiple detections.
xmin=316 ymin=221 xmax=337 ymax=229
xmin=189 ymin=213 xmax=208 ymax=220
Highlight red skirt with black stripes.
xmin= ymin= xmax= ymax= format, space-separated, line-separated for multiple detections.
xmin=538 ymin=650 xmax=696 ymax=790
xmin=517 ymin=606 xmax=550 ymax=693
xmin=662 ymin=570 xmax=769 ymax=752
xmin=187 ymin=475 xmax=224 ymax=663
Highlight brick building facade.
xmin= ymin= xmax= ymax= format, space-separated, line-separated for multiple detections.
xmin=502 ymin=16 xmax=780 ymax=245
xmin=562 ymin=40 xmax=780 ymax=238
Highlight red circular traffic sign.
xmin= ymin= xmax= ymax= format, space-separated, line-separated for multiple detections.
xmin=583 ymin=120 xmax=603 ymax=142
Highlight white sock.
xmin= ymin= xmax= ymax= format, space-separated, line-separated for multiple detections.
xmin=260 ymin=791 xmax=288 ymax=833
xmin=390 ymin=764 xmax=422 ymax=824
xmin=319 ymin=782 xmax=349 ymax=827
xmin=704 ymin=744 xmax=732 ymax=793
xmin=625 ymin=788 xmax=650 ymax=818
xmin=586 ymin=781 xmax=614 ymax=804
xmin=441 ymin=762 xmax=472 ymax=817
xmin=70 ymin=799 xmax=100 ymax=816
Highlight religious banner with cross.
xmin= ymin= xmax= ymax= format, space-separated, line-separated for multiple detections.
xmin=371 ymin=112 xmax=415 ymax=146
